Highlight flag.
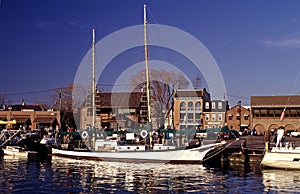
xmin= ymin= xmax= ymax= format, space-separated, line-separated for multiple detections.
xmin=280 ymin=108 xmax=285 ymax=121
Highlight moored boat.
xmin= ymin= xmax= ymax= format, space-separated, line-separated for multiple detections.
xmin=261 ymin=146 xmax=300 ymax=170
xmin=3 ymin=145 xmax=37 ymax=157
xmin=51 ymin=4 xmax=228 ymax=164
xmin=51 ymin=141 xmax=226 ymax=164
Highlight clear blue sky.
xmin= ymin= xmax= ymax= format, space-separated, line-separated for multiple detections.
xmin=1 ymin=0 xmax=300 ymax=106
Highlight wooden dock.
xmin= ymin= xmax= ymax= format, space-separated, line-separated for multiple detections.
xmin=220 ymin=135 xmax=300 ymax=163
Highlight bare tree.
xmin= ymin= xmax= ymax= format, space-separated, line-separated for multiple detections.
xmin=193 ymin=74 xmax=203 ymax=89
xmin=50 ymin=83 xmax=76 ymax=130
xmin=131 ymin=69 xmax=189 ymax=128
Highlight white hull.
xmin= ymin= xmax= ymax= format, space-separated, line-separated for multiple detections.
xmin=261 ymin=147 xmax=300 ymax=170
xmin=52 ymin=142 xmax=225 ymax=164
xmin=3 ymin=146 xmax=37 ymax=158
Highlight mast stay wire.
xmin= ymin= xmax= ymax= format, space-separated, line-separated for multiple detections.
xmin=283 ymin=68 xmax=300 ymax=112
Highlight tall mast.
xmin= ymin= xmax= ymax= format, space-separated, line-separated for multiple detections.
xmin=92 ymin=28 xmax=96 ymax=129
xmin=144 ymin=4 xmax=151 ymax=123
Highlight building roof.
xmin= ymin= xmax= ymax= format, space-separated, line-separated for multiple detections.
xmin=251 ymin=95 xmax=300 ymax=108
xmin=96 ymin=92 xmax=143 ymax=108
xmin=174 ymin=88 xmax=210 ymax=100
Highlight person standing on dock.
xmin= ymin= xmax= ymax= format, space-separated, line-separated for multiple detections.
xmin=276 ymin=126 xmax=285 ymax=147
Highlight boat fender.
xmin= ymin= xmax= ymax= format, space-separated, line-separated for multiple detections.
xmin=81 ymin=131 xmax=89 ymax=139
xmin=140 ymin=130 xmax=148 ymax=139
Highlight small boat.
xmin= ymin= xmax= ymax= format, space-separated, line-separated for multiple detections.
xmin=3 ymin=145 xmax=37 ymax=157
xmin=261 ymin=146 xmax=300 ymax=170
xmin=39 ymin=137 xmax=61 ymax=155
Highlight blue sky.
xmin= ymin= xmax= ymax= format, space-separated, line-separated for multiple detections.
xmin=1 ymin=0 xmax=300 ymax=106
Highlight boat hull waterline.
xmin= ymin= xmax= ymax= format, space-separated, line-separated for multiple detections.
xmin=261 ymin=148 xmax=300 ymax=170
xmin=3 ymin=146 xmax=37 ymax=157
xmin=52 ymin=142 xmax=225 ymax=164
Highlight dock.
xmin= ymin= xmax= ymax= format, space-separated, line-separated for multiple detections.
xmin=221 ymin=135 xmax=300 ymax=163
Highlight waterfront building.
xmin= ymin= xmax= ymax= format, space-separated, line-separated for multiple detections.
xmin=203 ymin=100 xmax=229 ymax=129
xmin=0 ymin=104 xmax=60 ymax=130
xmin=173 ymin=88 xmax=210 ymax=130
xmin=225 ymin=102 xmax=250 ymax=132
xmin=250 ymin=95 xmax=300 ymax=135
xmin=80 ymin=92 xmax=145 ymax=130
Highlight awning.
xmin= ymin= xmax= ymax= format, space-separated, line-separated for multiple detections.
xmin=34 ymin=117 xmax=55 ymax=123
xmin=13 ymin=117 xmax=30 ymax=123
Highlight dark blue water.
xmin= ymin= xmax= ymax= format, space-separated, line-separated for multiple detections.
xmin=0 ymin=155 xmax=299 ymax=193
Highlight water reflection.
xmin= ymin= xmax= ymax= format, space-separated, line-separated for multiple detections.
xmin=0 ymin=155 xmax=269 ymax=193
xmin=263 ymin=169 xmax=300 ymax=193
xmin=51 ymin=156 xmax=226 ymax=193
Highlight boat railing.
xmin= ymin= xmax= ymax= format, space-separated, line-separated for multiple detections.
xmin=0 ymin=129 xmax=21 ymax=148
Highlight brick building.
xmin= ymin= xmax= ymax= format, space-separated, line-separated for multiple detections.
xmin=225 ymin=103 xmax=250 ymax=132
xmin=251 ymin=95 xmax=300 ymax=134
xmin=0 ymin=104 xmax=60 ymax=130
xmin=80 ymin=92 xmax=145 ymax=130
xmin=203 ymin=100 xmax=229 ymax=129
xmin=173 ymin=88 xmax=210 ymax=130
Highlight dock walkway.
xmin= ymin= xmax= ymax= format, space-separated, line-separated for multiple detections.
xmin=222 ymin=135 xmax=300 ymax=163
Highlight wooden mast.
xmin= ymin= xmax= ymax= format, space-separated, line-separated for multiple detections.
xmin=92 ymin=29 xmax=96 ymax=129
xmin=92 ymin=28 xmax=96 ymax=148
xmin=144 ymin=4 xmax=151 ymax=124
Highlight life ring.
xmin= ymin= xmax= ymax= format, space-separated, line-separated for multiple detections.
xmin=140 ymin=130 xmax=148 ymax=139
xmin=81 ymin=131 xmax=89 ymax=139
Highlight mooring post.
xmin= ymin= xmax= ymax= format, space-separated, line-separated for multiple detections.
xmin=265 ymin=129 xmax=270 ymax=152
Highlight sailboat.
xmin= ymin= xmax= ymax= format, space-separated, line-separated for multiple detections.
xmin=51 ymin=5 xmax=226 ymax=164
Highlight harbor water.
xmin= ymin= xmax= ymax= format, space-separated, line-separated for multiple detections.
xmin=0 ymin=155 xmax=300 ymax=193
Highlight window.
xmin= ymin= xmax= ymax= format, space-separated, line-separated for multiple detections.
xmin=195 ymin=113 xmax=200 ymax=121
xmin=228 ymin=114 xmax=233 ymax=120
xmin=218 ymin=114 xmax=223 ymax=121
xmin=218 ymin=102 xmax=222 ymax=109
xmin=212 ymin=102 xmax=216 ymax=109
xmin=236 ymin=114 xmax=240 ymax=120
xmin=180 ymin=113 xmax=186 ymax=123
xmin=188 ymin=102 xmax=193 ymax=111
xmin=195 ymin=102 xmax=201 ymax=111
xmin=244 ymin=115 xmax=249 ymax=120
xmin=205 ymin=114 xmax=210 ymax=121
xmin=212 ymin=114 xmax=216 ymax=121
xmin=180 ymin=102 xmax=186 ymax=111
xmin=205 ymin=102 xmax=210 ymax=109
xmin=187 ymin=113 xmax=193 ymax=123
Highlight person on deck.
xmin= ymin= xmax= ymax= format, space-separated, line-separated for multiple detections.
xmin=276 ymin=126 xmax=285 ymax=147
